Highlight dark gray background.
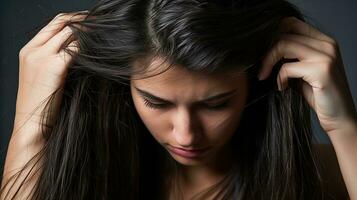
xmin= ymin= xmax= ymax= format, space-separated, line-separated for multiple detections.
xmin=1 ymin=0 xmax=356 ymax=179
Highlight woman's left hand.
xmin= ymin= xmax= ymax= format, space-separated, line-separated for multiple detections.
xmin=258 ymin=16 xmax=357 ymax=135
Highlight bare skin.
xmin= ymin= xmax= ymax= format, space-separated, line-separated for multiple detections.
xmin=131 ymin=16 xmax=357 ymax=199
xmin=130 ymin=55 xmax=248 ymax=198
xmin=0 ymin=11 xmax=86 ymax=199
xmin=259 ymin=17 xmax=357 ymax=199
xmin=1 ymin=11 xmax=355 ymax=200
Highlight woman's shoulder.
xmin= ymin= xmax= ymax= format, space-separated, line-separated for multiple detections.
xmin=312 ymin=143 xmax=350 ymax=199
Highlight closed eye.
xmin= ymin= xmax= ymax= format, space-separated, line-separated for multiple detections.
xmin=142 ymin=99 xmax=230 ymax=110
xmin=143 ymin=99 xmax=168 ymax=109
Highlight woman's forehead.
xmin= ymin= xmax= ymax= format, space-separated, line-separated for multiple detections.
xmin=130 ymin=56 xmax=247 ymax=102
xmin=131 ymin=55 xmax=247 ymax=84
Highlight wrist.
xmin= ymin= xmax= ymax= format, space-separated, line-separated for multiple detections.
xmin=327 ymin=117 xmax=357 ymax=143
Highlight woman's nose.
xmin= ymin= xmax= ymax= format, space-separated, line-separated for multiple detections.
xmin=172 ymin=108 xmax=202 ymax=147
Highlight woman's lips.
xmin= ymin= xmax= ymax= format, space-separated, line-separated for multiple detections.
xmin=168 ymin=146 xmax=210 ymax=159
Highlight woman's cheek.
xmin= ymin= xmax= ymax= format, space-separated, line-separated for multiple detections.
xmin=201 ymin=107 xmax=245 ymax=145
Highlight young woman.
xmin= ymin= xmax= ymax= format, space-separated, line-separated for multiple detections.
xmin=1 ymin=0 xmax=356 ymax=199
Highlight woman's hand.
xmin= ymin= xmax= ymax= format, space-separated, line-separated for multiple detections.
xmin=258 ymin=16 xmax=357 ymax=135
xmin=1 ymin=11 xmax=87 ymax=199
xmin=12 ymin=11 xmax=86 ymax=144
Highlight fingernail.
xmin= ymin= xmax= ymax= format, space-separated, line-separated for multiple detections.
xmin=79 ymin=10 xmax=89 ymax=13
xmin=277 ymin=83 xmax=281 ymax=91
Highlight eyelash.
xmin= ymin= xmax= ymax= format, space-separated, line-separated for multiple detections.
xmin=142 ymin=99 xmax=229 ymax=110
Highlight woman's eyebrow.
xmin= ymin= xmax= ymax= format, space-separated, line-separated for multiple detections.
xmin=134 ymin=86 xmax=238 ymax=103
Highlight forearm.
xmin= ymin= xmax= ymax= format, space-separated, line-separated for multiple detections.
xmin=1 ymin=123 xmax=44 ymax=200
xmin=328 ymin=118 xmax=357 ymax=200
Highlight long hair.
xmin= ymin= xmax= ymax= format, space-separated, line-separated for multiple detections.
xmin=1 ymin=0 xmax=325 ymax=199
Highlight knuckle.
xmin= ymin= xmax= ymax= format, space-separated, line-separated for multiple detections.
xmin=320 ymin=54 xmax=334 ymax=64
xmin=54 ymin=13 xmax=66 ymax=20
xmin=281 ymin=65 xmax=289 ymax=78
xmin=22 ymin=54 xmax=37 ymax=65
xmin=277 ymin=38 xmax=287 ymax=49
xmin=54 ymin=12 xmax=76 ymax=22
xmin=322 ymin=41 xmax=337 ymax=58
xmin=275 ymin=39 xmax=286 ymax=58
xmin=324 ymin=53 xmax=336 ymax=64
xmin=327 ymin=37 xmax=338 ymax=47
xmin=19 ymin=47 xmax=28 ymax=58
xmin=64 ymin=26 xmax=74 ymax=33
xmin=20 ymin=50 xmax=42 ymax=66
xmin=19 ymin=48 xmax=38 ymax=65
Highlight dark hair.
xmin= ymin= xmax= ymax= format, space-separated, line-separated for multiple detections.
xmin=1 ymin=0 xmax=325 ymax=199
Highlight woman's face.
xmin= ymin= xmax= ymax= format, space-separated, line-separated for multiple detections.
xmin=130 ymin=56 xmax=249 ymax=166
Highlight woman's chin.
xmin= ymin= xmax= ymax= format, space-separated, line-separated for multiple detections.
xmin=165 ymin=147 xmax=214 ymax=167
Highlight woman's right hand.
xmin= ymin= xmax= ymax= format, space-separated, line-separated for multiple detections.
xmin=1 ymin=11 xmax=87 ymax=198
xmin=12 ymin=11 xmax=87 ymax=145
